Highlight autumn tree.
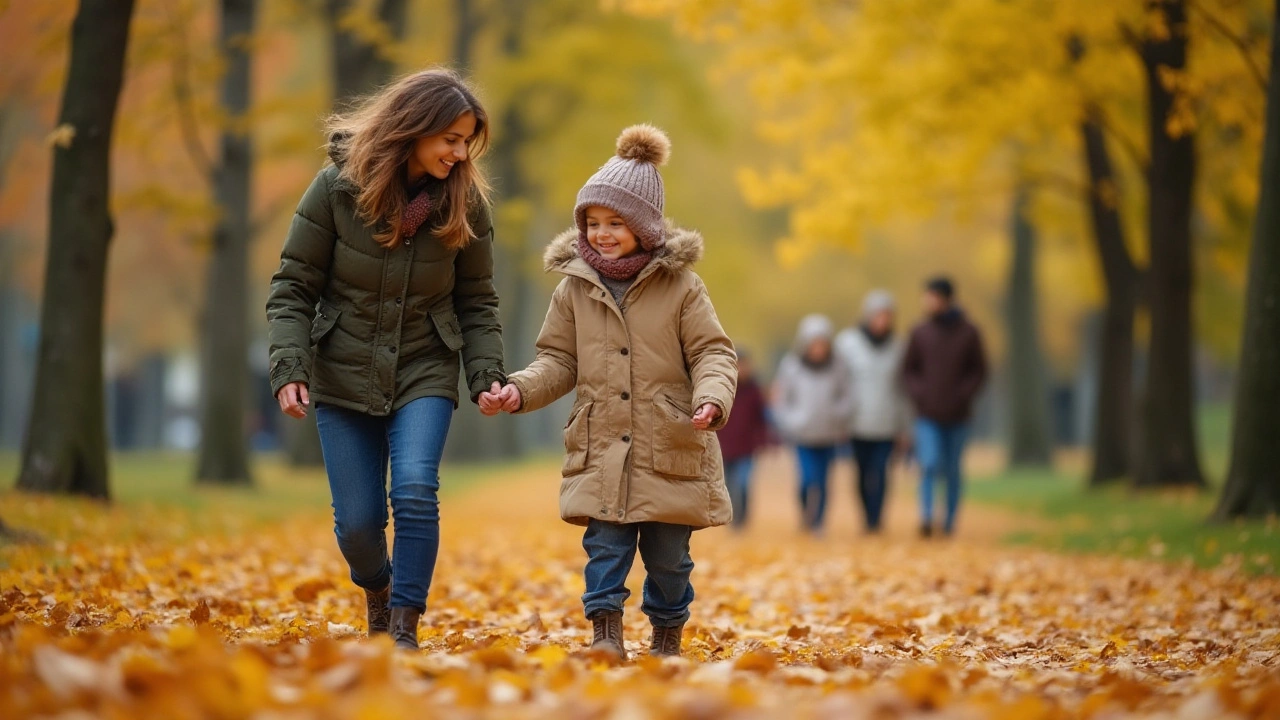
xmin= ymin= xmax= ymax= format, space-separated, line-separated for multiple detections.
xmin=196 ymin=0 xmax=256 ymax=485
xmin=1214 ymin=0 xmax=1280 ymax=519
xmin=1006 ymin=182 xmax=1053 ymax=467
xmin=1135 ymin=0 xmax=1205 ymax=488
xmin=17 ymin=0 xmax=136 ymax=498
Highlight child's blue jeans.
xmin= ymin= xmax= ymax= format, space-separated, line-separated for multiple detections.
xmin=581 ymin=519 xmax=694 ymax=628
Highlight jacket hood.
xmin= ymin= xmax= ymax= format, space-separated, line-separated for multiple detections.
xmin=327 ymin=131 xmax=352 ymax=168
xmin=541 ymin=222 xmax=704 ymax=275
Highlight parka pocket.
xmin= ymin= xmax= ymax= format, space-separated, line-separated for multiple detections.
xmin=651 ymin=392 xmax=705 ymax=479
xmin=562 ymin=401 xmax=593 ymax=475
xmin=430 ymin=307 xmax=466 ymax=352
xmin=310 ymin=302 xmax=340 ymax=347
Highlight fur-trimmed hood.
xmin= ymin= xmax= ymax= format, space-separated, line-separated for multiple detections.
xmin=541 ymin=223 xmax=704 ymax=276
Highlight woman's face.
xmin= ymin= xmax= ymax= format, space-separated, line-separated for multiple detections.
xmin=584 ymin=206 xmax=639 ymax=259
xmin=407 ymin=111 xmax=477 ymax=181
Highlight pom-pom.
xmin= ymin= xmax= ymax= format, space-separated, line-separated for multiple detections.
xmin=615 ymin=124 xmax=670 ymax=166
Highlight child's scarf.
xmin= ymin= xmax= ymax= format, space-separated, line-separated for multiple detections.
xmin=576 ymin=233 xmax=652 ymax=281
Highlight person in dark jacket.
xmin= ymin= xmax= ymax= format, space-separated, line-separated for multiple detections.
xmin=716 ymin=349 xmax=771 ymax=530
xmin=902 ymin=277 xmax=987 ymax=538
xmin=265 ymin=69 xmax=505 ymax=651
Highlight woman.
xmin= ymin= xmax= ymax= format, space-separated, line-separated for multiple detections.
xmin=772 ymin=314 xmax=853 ymax=535
xmin=835 ymin=290 xmax=911 ymax=534
xmin=266 ymin=69 xmax=505 ymax=650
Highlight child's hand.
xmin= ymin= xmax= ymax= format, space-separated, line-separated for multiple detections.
xmin=478 ymin=382 xmax=504 ymax=416
xmin=498 ymin=383 xmax=522 ymax=413
xmin=691 ymin=402 xmax=720 ymax=430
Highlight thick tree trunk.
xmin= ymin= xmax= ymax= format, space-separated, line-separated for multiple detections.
xmin=1135 ymin=0 xmax=1205 ymax=488
xmin=1080 ymin=114 xmax=1140 ymax=485
xmin=196 ymin=0 xmax=255 ymax=485
xmin=325 ymin=0 xmax=407 ymax=107
xmin=284 ymin=0 xmax=410 ymax=468
xmin=1005 ymin=183 xmax=1053 ymax=467
xmin=1213 ymin=1 xmax=1280 ymax=519
xmin=16 ymin=0 xmax=135 ymax=498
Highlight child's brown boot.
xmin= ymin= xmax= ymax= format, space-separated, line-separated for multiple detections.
xmin=648 ymin=623 xmax=684 ymax=657
xmin=588 ymin=610 xmax=627 ymax=662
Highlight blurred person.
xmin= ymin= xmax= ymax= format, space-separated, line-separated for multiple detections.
xmin=835 ymin=290 xmax=911 ymax=534
xmin=902 ymin=277 xmax=988 ymax=538
xmin=716 ymin=348 xmax=772 ymax=530
xmin=266 ymin=69 xmax=505 ymax=651
xmin=773 ymin=314 xmax=854 ymax=535
xmin=480 ymin=125 xmax=737 ymax=660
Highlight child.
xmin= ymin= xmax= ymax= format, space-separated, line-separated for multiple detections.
xmin=479 ymin=125 xmax=737 ymax=660
xmin=772 ymin=314 xmax=854 ymax=535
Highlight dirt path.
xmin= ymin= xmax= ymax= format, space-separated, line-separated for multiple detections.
xmin=2 ymin=453 xmax=1277 ymax=719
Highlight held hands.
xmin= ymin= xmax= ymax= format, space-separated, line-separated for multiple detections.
xmin=692 ymin=402 xmax=721 ymax=430
xmin=478 ymin=381 xmax=521 ymax=416
xmin=276 ymin=382 xmax=310 ymax=419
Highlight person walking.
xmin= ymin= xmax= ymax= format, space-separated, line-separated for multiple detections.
xmin=835 ymin=290 xmax=911 ymax=534
xmin=482 ymin=125 xmax=737 ymax=660
xmin=773 ymin=314 xmax=853 ymax=535
xmin=902 ymin=277 xmax=988 ymax=538
xmin=266 ymin=69 xmax=506 ymax=650
xmin=716 ymin=349 xmax=772 ymax=530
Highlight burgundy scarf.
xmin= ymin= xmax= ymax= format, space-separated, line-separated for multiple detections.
xmin=576 ymin=233 xmax=653 ymax=281
xmin=401 ymin=189 xmax=433 ymax=239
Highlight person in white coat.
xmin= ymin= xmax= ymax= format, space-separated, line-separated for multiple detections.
xmin=773 ymin=314 xmax=854 ymax=534
xmin=835 ymin=290 xmax=912 ymax=533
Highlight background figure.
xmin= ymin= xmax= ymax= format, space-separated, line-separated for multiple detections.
xmin=716 ymin=349 xmax=772 ymax=530
xmin=835 ymin=290 xmax=911 ymax=534
xmin=902 ymin=278 xmax=988 ymax=538
xmin=773 ymin=315 xmax=853 ymax=535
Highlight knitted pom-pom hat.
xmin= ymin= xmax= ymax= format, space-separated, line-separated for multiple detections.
xmin=574 ymin=124 xmax=671 ymax=251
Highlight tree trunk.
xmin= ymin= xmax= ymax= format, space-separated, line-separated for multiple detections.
xmin=1213 ymin=0 xmax=1280 ymax=519
xmin=325 ymin=0 xmax=407 ymax=107
xmin=1135 ymin=0 xmax=1204 ymax=488
xmin=1080 ymin=113 xmax=1140 ymax=485
xmin=196 ymin=0 xmax=255 ymax=485
xmin=1005 ymin=183 xmax=1053 ymax=467
xmin=16 ymin=0 xmax=135 ymax=498
xmin=285 ymin=0 xmax=410 ymax=468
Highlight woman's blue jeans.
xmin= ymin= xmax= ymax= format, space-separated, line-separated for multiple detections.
xmin=315 ymin=396 xmax=453 ymax=611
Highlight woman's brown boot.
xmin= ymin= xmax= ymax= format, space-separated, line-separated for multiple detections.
xmin=649 ymin=623 xmax=684 ymax=657
xmin=389 ymin=607 xmax=421 ymax=651
xmin=588 ymin=610 xmax=627 ymax=662
xmin=365 ymin=586 xmax=391 ymax=637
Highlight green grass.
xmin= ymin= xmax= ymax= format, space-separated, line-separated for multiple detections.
xmin=968 ymin=405 xmax=1278 ymax=574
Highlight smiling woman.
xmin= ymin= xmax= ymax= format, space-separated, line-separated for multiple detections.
xmin=264 ymin=68 xmax=505 ymax=653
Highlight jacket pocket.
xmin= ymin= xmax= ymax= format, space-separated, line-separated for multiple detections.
xmin=310 ymin=302 xmax=340 ymax=347
xmin=652 ymin=393 xmax=705 ymax=479
xmin=430 ymin=307 xmax=466 ymax=352
xmin=562 ymin=401 xmax=592 ymax=475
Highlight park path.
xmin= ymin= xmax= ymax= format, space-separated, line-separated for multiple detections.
xmin=1 ymin=449 xmax=1277 ymax=719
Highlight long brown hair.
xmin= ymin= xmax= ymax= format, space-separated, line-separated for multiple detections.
xmin=326 ymin=68 xmax=492 ymax=249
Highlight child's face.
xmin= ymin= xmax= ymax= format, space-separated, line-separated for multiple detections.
xmin=408 ymin=111 xmax=477 ymax=181
xmin=584 ymin=206 xmax=639 ymax=259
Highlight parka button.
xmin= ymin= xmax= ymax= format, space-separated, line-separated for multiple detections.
xmin=621 ymin=435 xmax=631 ymax=443
xmin=395 ymin=297 xmax=402 ymax=305
xmin=389 ymin=346 xmax=397 ymax=354
xmin=617 ymin=510 xmax=624 ymax=518
xmin=620 ymin=348 xmax=629 ymax=356
xmin=621 ymin=392 xmax=630 ymax=400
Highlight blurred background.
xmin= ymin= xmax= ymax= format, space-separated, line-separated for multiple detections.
xmin=0 ymin=0 xmax=1274 ymax=523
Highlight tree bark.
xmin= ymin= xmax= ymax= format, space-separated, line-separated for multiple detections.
xmin=16 ymin=0 xmax=135 ymax=498
xmin=325 ymin=0 xmax=407 ymax=107
xmin=1005 ymin=183 xmax=1054 ymax=467
xmin=1213 ymin=0 xmax=1280 ymax=519
xmin=1135 ymin=0 xmax=1205 ymax=488
xmin=284 ymin=0 xmax=410 ymax=468
xmin=196 ymin=0 xmax=255 ymax=485
xmin=1080 ymin=113 xmax=1140 ymax=485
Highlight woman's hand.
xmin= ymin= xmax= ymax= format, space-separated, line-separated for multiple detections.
xmin=478 ymin=382 xmax=522 ymax=416
xmin=277 ymin=382 xmax=310 ymax=419
xmin=692 ymin=402 xmax=721 ymax=430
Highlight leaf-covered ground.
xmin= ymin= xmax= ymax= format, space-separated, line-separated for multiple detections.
xmin=2 ymin=452 xmax=1278 ymax=719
